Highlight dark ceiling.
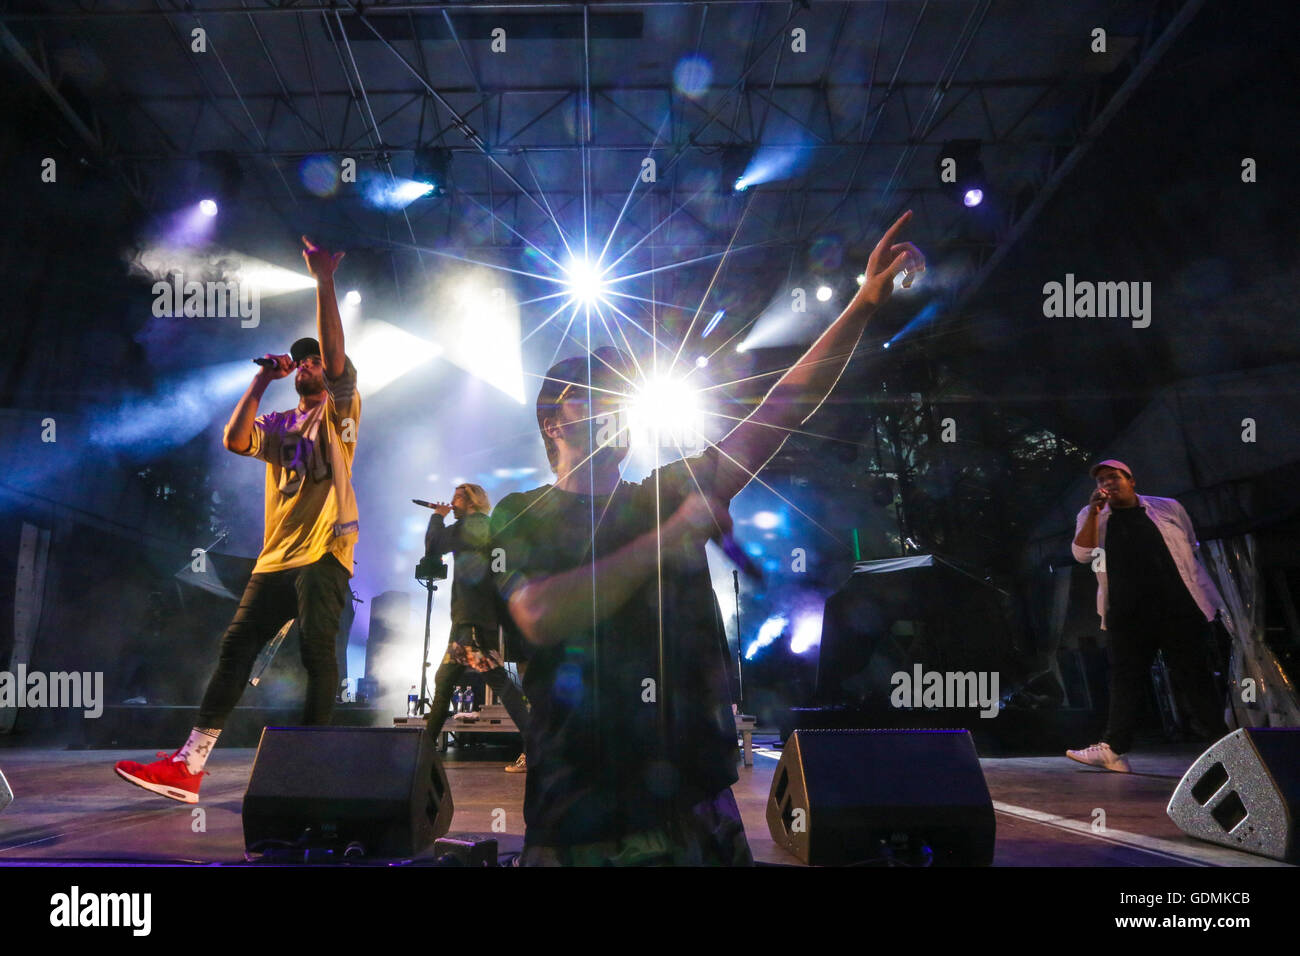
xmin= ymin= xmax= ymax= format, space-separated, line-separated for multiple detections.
xmin=1 ymin=0 xmax=1294 ymax=456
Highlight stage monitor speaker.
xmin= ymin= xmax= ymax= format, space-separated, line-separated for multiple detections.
xmin=242 ymin=726 xmax=452 ymax=858
xmin=0 ymin=768 xmax=11 ymax=813
xmin=766 ymin=729 xmax=995 ymax=866
xmin=1167 ymin=727 xmax=1300 ymax=862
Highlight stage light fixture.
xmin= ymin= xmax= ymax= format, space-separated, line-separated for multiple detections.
xmin=816 ymin=285 xmax=833 ymax=302
xmin=937 ymin=139 xmax=986 ymax=209
xmin=345 ymin=290 xmax=362 ymax=305
xmin=746 ymin=615 xmax=787 ymax=660
xmin=367 ymin=178 xmax=434 ymax=209
xmin=413 ymin=146 xmax=452 ymax=197
xmin=720 ymin=146 xmax=754 ymax=193
xmin=790 ymin=611 xmax=823 ymax=654
xmin=199 ymin=199 xmax=218 ymax=217
xmin=695 ymin=355 xmax=708 ymax=368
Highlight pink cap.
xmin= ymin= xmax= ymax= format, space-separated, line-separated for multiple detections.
xmin=1090 ymin=459 xmax=1133 ymax=479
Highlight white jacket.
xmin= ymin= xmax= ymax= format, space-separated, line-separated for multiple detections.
xmin=1071 ymin=494 xmax=1224 ymax=630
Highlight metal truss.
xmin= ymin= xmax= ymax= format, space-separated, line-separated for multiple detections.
xmin=0 ymin=0 xmax=1211 ymax=315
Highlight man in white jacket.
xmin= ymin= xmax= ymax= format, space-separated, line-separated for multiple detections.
xmin=1066 ymin=460 xmax=1228 ymax=772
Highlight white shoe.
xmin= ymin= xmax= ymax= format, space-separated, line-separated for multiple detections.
xmin=1066 ymin=742 xmax=1132 ymax=773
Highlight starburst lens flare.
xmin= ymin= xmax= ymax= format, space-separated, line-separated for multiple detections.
xmin=564 ymin=257 xmax=608 ymax=307
xmin=628 ymin=374 xmax=706 ymax=453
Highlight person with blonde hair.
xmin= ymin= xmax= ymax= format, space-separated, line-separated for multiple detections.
xmin=424 ymin=484 xmax=529 ymax=767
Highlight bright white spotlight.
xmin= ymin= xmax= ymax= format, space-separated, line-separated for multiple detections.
xmin=963 ymin=188 xmax=984 ymax=207
xmin=855 ymin=273 xmax=866 ymax=286
xmin=733 ymin=177 xmax=750 ymax=193
xmin=199 ymin=199 xmax=218 ymax=217
xmin=365 ymin=178 xmax=435 ymax=210
xmin=695 ymin=355 xmax=708 ymax=368
xmin=130 ymin=245 xmax=315 ymax=298
xmin=745 ymin=614 xmax=787 ymax=659
xmin=564 ymin=257 xmax=608 ymax=307
xmin=752 ymin=510 xmax=780 ymax=530
xmin=344 ymin=289 xmax=362 ymax=306
xmin=790 ymin=610 xmax=824 ymax=654
xmin=816 ymin=285 xmax=833 ymax=302
xmin=629 ymin=374 xmax=706 ymax=453
xmin=883 ymin=341 xmax=891 ymax=349
xmin=346 ymin=319 xmax=442 ymax=395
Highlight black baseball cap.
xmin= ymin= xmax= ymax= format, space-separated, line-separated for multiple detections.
xmin=290 ymin=337 xmax=321 ymax=363
xmin=535 ymin=348 xmax=635 ymax=426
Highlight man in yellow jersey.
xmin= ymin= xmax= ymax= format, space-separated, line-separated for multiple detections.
xmin=114 ymin=237 xmax=359 ymax=803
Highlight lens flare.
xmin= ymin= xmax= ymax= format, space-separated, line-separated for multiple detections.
xmin=563 ymin=257 xmax=608 ymax=307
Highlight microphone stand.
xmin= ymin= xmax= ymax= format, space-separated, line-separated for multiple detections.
xmin=418 ymin=580 xmax=437 ymax=715
xmin=733 ymin=570 xmax=745 ymax=712
xmin=414 ymin=556 xmax=447 ymax=716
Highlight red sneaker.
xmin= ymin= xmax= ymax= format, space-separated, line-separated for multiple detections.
xmin=114 ymin=751 xmax=205 ymax=803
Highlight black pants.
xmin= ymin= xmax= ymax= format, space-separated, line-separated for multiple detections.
xmin=196 ymin=554 xmax=350 ymax=729
xmin=427 ymin=624 xmax=530 ymax=737
xmin=1102 ymin=614 xmax=1228 ymax=754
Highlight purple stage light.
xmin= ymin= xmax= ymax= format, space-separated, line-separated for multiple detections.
xmin=962 ymin=188 xmax=984 ymax=208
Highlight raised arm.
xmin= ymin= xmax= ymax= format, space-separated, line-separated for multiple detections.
xmin=712 ymin=211 xmax=923 ymax=502
xmin=301 ymin=236 xmax=346 ymax=380
xmin=223 ymin=354 xmax=290 ymax=454
xmin=1072 ymin=488 xmax=1110 ymax=560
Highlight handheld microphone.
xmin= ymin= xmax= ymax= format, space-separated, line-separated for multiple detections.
xmin=412 ymin=499 xmax=437 ymax=509
xmin=253 ymin=357 xmax=276 ymax=368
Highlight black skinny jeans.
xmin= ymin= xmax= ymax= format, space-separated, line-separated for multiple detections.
xmin=427 ymin=624 xmax=530 ymax=737
xmin=196 ymin=553 xmax=350 ymax=729
xmin=1102 ymin=613 xmax=1228 ymax=754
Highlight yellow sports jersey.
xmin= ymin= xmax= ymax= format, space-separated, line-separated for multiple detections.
xmin=235 ymin=357 xmax=361 ymax=575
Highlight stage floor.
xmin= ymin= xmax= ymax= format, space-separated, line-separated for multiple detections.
xmin=0 ymin=737 xmax=1290 ymax=867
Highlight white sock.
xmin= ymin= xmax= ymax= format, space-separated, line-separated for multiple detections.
xmin=174 ymin=727 xmax=221 ymax=774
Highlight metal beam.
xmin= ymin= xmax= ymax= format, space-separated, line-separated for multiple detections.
xmin=951 ymin=0 xmax=1209 ymax=315
xmin=0 ymin=21 xmax=147 ymax=206
xmin=1 ymin=2 xmax=916 ymax=22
